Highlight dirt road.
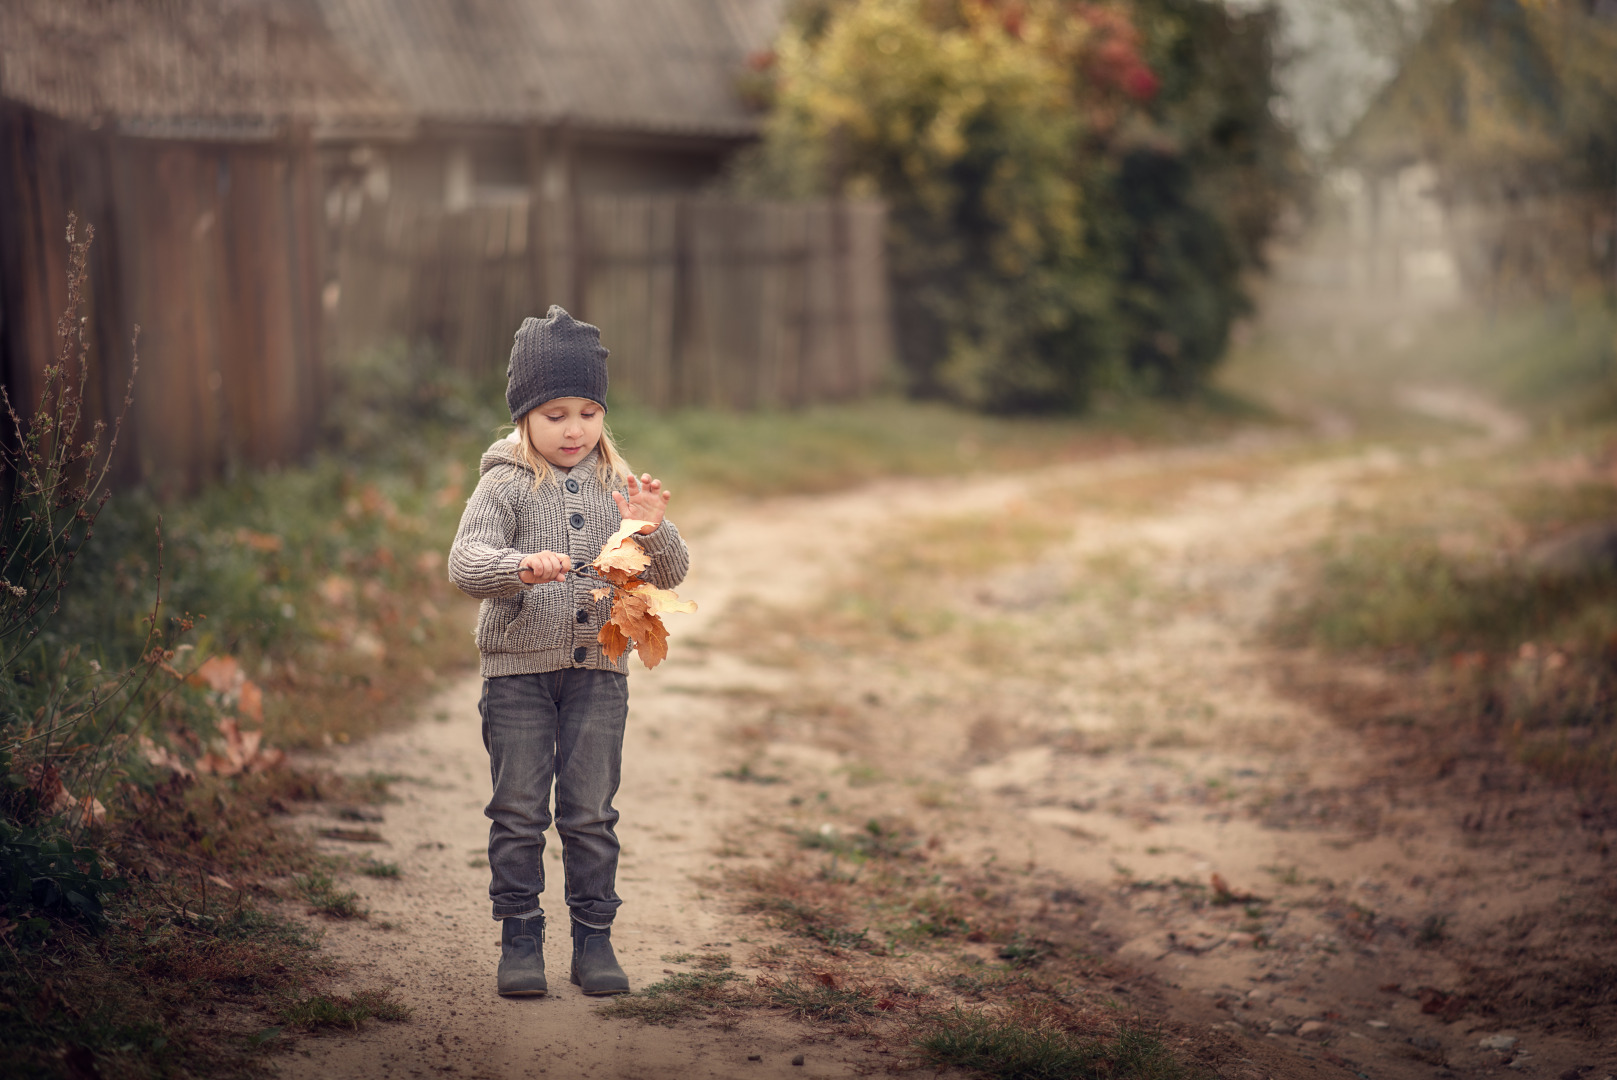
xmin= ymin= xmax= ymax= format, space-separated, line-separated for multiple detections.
xmin=274 ymin=407 xmax=1614 ymax=1080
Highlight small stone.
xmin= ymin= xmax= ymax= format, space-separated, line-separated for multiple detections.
xmin=1267 ymin=1019 xmax=1297 ymax=1035
xmin=1366 ymin=1020 xmax=1390 ymax=1029
xmin=748 ymin=1055 xmax=762 ymax=1062
xmin=1479 ymin=1035 xmax=1520 ymax=1052
xmin=1409 ymin=1036 xmax=1442 ymax=1051
xmin=792 ymin=1056 xmax=805 ymax=1067
xmin=1297 ymin=1021 xmax=1335 ymax=1041
xmin=1507 ymin=1057 xmax=1534 ymax=1072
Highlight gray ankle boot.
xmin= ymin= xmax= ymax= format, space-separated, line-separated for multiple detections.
xmin=497 ymin=915 xmax=547 ymax=997
xmin=569 ymin=920 xmax=630 ymax=996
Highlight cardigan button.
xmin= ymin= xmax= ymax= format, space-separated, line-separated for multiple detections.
xmin=572 ymin=646 xmax=587 ymax=662
xmin=565 ymin=478 xmax=580 ymax=494
xmin=575 ymin=608 xmax=589 ymax=624
xmin=569 ymin=512 xmax=584 ymax=529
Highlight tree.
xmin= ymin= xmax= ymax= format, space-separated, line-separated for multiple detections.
xmin=737 ymin=0 xmax=1299 ymax=409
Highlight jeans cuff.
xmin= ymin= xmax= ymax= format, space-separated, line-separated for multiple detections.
xmin=570 ymin=914 xmax=613 ymax=930
xmin=493 ymin=906 xmax=544 ymax=922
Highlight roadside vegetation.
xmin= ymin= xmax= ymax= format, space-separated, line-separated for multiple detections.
xmin=1264 ymin=291 xmax=1617 ymax=794
xmin=0 ymin=226 xmax=414 ymax=1079
xmin=736 ymin=0 xmax=1299 ymax=410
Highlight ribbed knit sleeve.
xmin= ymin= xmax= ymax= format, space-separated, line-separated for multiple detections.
xmin=635 ymin=519 xmax=690 ymax=590
xmin=448 ymin=469 xmax=528 ymax=599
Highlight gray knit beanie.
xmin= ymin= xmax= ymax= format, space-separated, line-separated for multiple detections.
xmin=506 ymin=305 xmax=609 ymax=421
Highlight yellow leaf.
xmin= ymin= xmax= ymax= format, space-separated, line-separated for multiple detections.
xmin=601 ymin=518 xmax=657 ymax=551
xmin=634 ymin=584 xmax=697 ymax=616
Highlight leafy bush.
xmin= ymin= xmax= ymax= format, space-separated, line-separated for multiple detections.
xmin=737 ymin=0 xmax=1297 ymax=409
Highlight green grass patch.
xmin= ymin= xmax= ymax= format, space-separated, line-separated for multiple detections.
xmin=743 ymin=894 xmax=872 ymax=951
xmin=293 ymin=871 xmax=368 ymax=920
xmin=607 ymin=393 xmax=1261 ymax=504
xmin=917 ymin=1008 xmax=1187 ymax=1080
xmin=598 ymin=971 xmax=747 ymax=1026
xmin=358 ymin=858 xmax=401 ymax=878
xmin=766 ymin=976 xmax=878 ymax=1022
xmin=275 ymin=988 xmax=411 ymax=1031
xmin=790 ymin=818 xmax=917 ymax=863
xmin=1276 ymin=532 xmax=1617 ymax=657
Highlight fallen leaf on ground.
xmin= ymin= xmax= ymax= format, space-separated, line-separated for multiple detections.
xmin=195 ymin=717 xmax=287 ymax=777
xmin=189 ymin=655 xmax=241 ymax=694
xmin=139 ymin=736 xmax=195 ymax=780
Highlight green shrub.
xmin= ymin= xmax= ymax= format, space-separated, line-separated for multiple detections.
xmin=737 ymin=0 xmax=1297 ymax=409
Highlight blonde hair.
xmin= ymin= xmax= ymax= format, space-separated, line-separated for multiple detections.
xmin=509 ymin=413 xmax=633 ymax=492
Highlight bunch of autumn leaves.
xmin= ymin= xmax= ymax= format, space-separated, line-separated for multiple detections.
xmin=580 ymin=519 xmax=696 ymax=668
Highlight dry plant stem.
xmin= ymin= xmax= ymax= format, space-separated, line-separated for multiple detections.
xmin=0 ymin=213 xmax=162 ymax=841
xmin=0 ymin=213 xmax=137 ymax=673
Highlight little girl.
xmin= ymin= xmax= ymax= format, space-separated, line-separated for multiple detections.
xmin=448 ymin=306 xmax=690 ymax=998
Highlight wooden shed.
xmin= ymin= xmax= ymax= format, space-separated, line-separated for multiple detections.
xmin=0 ymin=0 xmax=404 ymax=492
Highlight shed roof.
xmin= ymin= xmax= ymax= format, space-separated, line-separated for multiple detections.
xmin=0 ymin=0 xmax=405 ymax=138
xmin=317 ymin=0 xmax=785 ymax=137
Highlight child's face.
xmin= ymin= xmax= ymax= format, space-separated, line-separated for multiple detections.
xmin=524 ymin=397 xmax=604 ymax=469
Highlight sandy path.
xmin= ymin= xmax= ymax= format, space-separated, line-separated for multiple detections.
xmin=275 ymin=399 xmax=1612 ymax=1080
xmin=273 ymin=438 xmax=1301 ymax=1080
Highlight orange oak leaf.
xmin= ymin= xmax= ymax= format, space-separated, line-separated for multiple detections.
xmin=636 ymin=585 xmax=697 ymax=616
xmin=591 ymin=519 xmax=655 ymax=577
xmin=195 ymin=718 xmax=286 ymax=777
xmin=587 ymin=519 xmax=696 ymax=669
xmin=598 ymin=620 xmax=632 ymax=662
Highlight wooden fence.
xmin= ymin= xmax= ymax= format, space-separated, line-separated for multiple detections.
xmin=329 ymin=194 xmax=892 ymax=410
xmin=0 ymin=106 xmax=323 ymax=494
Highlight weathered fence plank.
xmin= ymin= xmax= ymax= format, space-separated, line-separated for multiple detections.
xmin=329 ymin=194 xmax=892 ymax=411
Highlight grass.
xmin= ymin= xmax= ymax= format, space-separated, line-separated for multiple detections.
xmin=765 ymin=976 xmax=880 ymax=1022
xmin=1272 ymin=448 xmax=1617 ymax=789
xmin=358 ymin=858 xmax=401 ymax=878
xmin=607 ymin=391 xmax=1264 ymax=504
xmin=293 ymin=871 xmax=368 ymax=919
xmin=917 ymin=1009 xmax=1187 ymax=1080
xmin=274 ymin=988 xmax=411 ymax=1031
xmin=0 ymin=768 xmax=395 ymax=1078
xmin=597 ymin=971 xmax=748 ymax=1026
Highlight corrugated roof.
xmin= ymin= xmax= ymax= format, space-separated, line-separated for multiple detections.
xmin=0 ymin=0 xmax=406 ymax=134
xmin=317 ymin=0 xmax=786 ymax=136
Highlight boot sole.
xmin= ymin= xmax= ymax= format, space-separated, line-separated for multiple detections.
xmin=498 ymin=988 xmax=548 ymax=997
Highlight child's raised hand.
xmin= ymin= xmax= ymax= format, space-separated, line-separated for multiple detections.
xmin=613 ymin=473 xmax=670 ymax=534
xmin=517 ymin=550 xmax=570 ymax=585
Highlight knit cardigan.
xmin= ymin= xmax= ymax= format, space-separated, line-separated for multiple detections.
xmin=447 ymin=437 xmax=690 ymax=678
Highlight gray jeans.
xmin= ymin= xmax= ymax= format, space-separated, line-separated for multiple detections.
xmin=479 ymin=669 xmax=628 ymax=927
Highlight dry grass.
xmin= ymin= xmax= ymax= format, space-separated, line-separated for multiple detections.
xmin=0 ymin=767 xmax=405 ymax=1079
xmin=605 ymin=806 xmax=1209 ymax=1080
